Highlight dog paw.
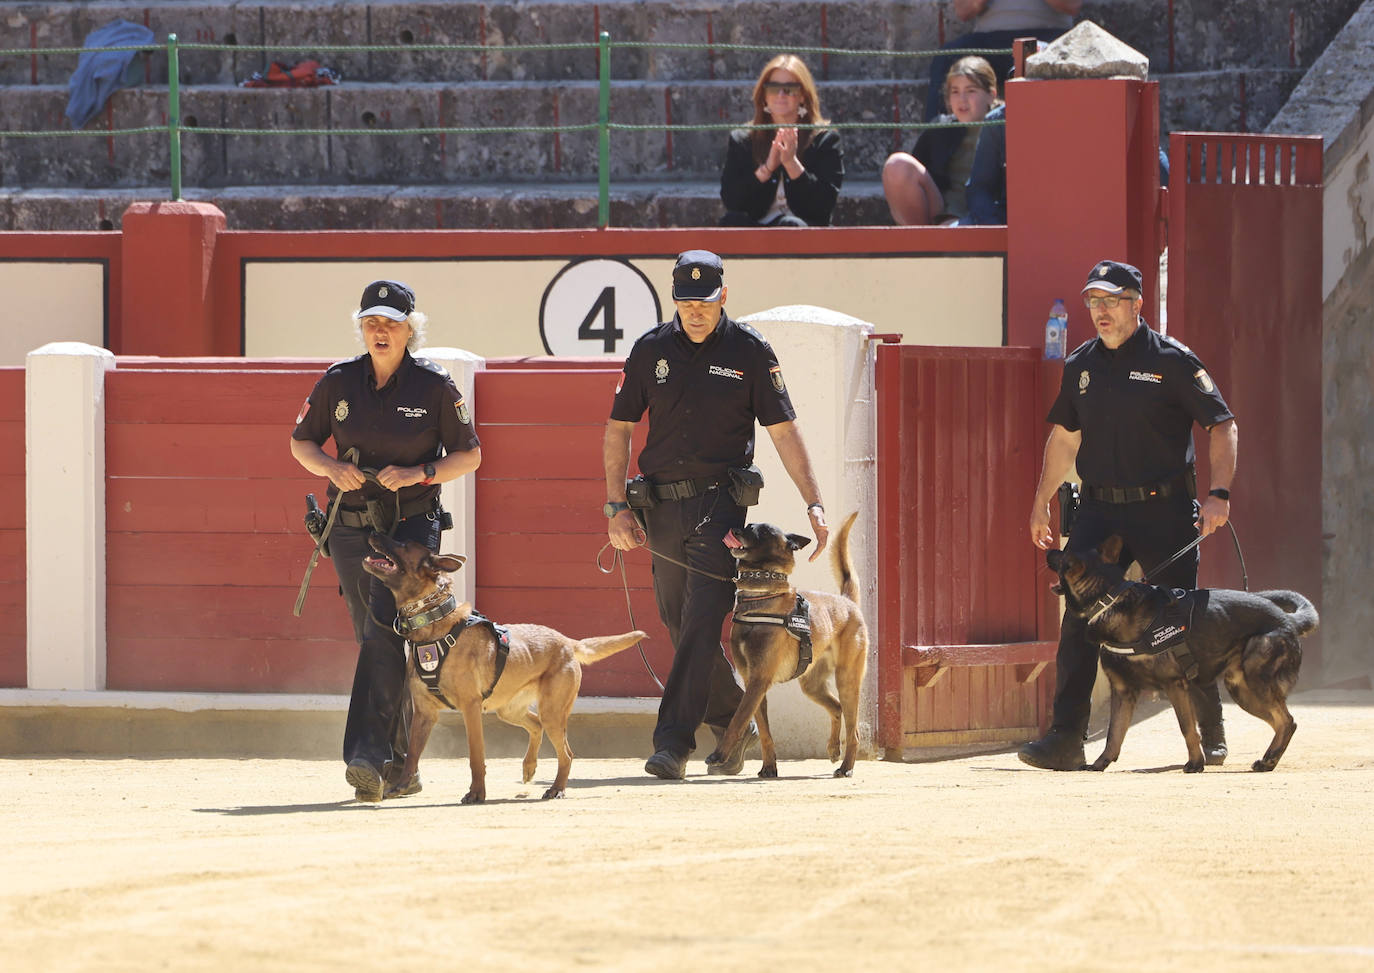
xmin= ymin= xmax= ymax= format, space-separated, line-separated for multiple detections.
xmin=542 ymin=786 xmax=566 ymax=800
xmin=522 ymin=762 xmax=537 ymax=784
xmin=703 ymin=750 xmax=723 ymax=766
xmin=833 ymin=766 xmax=854 ymax=778
xmin=461 ymin=790 xmax=486 ymax=805
xmin=758 ymin=764 xmax=779 ymax=779
xmin=1184 ymin=760 xmax=1205 ymax=773
xmin=1085 ymin=760 xmax=1109 ymax=772
xmin=827 ymin=741 xmax=842 ymax=762
xmin=1251 ymin=759 xmax=1276 ymax=773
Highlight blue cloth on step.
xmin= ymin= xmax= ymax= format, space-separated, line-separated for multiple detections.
xmin=65 ymin=20 xmax=155 ymax=129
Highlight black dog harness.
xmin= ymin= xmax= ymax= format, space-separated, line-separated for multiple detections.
xmin=1093 ymin=586 xmax=1201 ymax=681
xmin=733 ymin=591 xmax=814 ymax=681
xmin=400 ymin=606 xmax=511 ymax=708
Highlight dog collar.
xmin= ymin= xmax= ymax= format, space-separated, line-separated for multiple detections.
xmin=737 ymin=569 xmax=790 ymax=582
xmin=1083 ymin=581 xmax=1133 ymax=625
xmin=395 ymin=587 xmax=460 ymax=635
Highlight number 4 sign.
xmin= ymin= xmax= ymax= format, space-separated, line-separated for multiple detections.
xmin=539 ymin=258 xmax=662 ymax=356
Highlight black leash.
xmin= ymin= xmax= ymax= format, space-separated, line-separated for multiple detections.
xmin=597 ymin=545 xmax=665 ymax=692
xmin=1142 ymin=521 xmax=1247 ymax=591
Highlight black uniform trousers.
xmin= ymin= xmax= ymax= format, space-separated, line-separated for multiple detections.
xmin=642 ymin=488 xmax=748 ymax=758
xmin=329 ymin=512 xmax=441 ymax=771
xmin=1052 ymin=493 xmax=1224 ymax=736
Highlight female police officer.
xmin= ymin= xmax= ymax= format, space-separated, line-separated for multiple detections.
xmin=290 ymin=280 xmax=481 ymax=802
xmin=603 ymin=250 xmax=829 ymax=780
xmin=1021 ymin=259 xmax=1237 ymax=771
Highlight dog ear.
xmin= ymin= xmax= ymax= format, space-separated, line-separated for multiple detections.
xmin=430 ymin=553 xmax=467 ymax=573
xmin=786 ymin=533 xmax=812 ymax=552
xmin=1046 ymin=549 xmax=1064 ymax=571
xmin=1099 ymin=535 xmax=1124 ymax=564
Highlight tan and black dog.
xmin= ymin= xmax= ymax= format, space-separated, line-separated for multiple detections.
xmin=1048 ymin=535 xmax=1317 ymax=773
xmin=362 ymin=532 xmax=645 ymax=803
xmin=705 ymin=510 xmax=869 ymax=778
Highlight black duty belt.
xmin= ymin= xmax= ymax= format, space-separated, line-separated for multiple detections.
xmin=334 ymin=495 xmax=438 ymax=529
xmin=651 ymin=474 xmax=728 ymax=502
xmin=1081 ymin=476 xmax=1189 ymax=504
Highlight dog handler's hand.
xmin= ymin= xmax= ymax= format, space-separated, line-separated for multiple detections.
xmin=807 ymin=506 xmax=829 ymax=562
xmin=608 ymin=509 xmax=645 ymax=551
xmin=1197 ymin=495 xmax=1230 ymax=538
xmin=374 ymin=464 xmax=425 ymax=491
xmin=1029 ymin=497 xmax=1057 ymax=550
xmin=329 ymin=459 xmax=366 ymax=492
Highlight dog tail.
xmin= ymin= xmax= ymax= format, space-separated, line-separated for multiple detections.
xmin=832 ymin=510 xmax=861 ymax=604
xmin=574 ymin=631 xmax=648 ymax=664
xmin=1259 ymin=590 xmax=1320 ymax=636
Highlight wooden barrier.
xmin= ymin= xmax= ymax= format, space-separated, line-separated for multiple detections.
xmin=0 ymin=369 xmax=23 ymax=687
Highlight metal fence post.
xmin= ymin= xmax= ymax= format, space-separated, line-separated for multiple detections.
xmin=167 ymin=33 xmax=182 ymax=200
xmin=597 ymin=31 xmax=610 ymax=228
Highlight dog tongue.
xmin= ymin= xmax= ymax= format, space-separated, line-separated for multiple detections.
xmin=722 ymin=530 xmax=742 ymax=550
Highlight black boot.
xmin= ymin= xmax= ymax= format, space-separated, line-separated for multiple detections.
xmin=1018 ymin=727 xmax=1086 ymax=771
xmin=1201 ymin=721 xmax=1227 ymax=766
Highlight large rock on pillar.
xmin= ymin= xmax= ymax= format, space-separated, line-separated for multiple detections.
xmin=1025 ymin=20 xmax=1150 ymax=80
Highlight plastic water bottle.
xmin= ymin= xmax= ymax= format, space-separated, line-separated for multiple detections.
xmin=1044 ymin=299 xmax=1068 ymax=360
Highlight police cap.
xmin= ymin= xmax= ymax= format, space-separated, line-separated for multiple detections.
xmin=1081 ymin=260 xmax=1143 ymax=295
xmin=671 ymin=250 xmax=724 ymax=302
xmin=355 ymin=280 xmax=416 ymax=321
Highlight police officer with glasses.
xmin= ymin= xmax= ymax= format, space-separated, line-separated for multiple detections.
xmin=604 ymin=250 xmax=829 ymax=781
xmin=1020 ymin=259 xmax=1238 ymax=771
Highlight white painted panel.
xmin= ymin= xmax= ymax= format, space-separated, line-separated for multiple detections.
xmin=0 ymin=263 xmax=106 ymax=366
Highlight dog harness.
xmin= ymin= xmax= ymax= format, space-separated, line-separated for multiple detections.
xmin=404 ymin=609 xmax=512 ymax=708
xmin=733 ymin=592 xmax=813 ymax=681
xmin=1096 ymin=587 xmax=1201 ymax=681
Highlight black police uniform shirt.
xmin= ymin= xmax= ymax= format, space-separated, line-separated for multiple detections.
xmin=610 ymin=313 xmax=796 ymax=481
xmin=291 ymin=351 xmax=480 ymax=508
xmin=1047 ymin=319 xmax=1233 ymax=489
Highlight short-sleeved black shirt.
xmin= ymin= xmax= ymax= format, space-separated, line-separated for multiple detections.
xmin=610 ymin=313 xmax=796 ymax=480
xmin=1047 ymin=320 xmax=1233 ymax=488
xmin=291 ymin=351 xmax=480 ymax=508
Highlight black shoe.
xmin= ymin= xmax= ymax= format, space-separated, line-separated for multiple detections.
xmin=1201 ymin=724 xmax=1227 ymax=766
xmin=644 ymin=749 xmax=687 ymax=780
xmin=345 ymin=759 xmax=384 ymax=803
xmin=706 ymin=721 xmax=760 ymax=776
xmin=1018 ymin=728 xmax=1086 ymax=771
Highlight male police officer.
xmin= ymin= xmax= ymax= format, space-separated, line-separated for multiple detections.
xmin=1021 ymin=259 xmax=1238 ymax=771
xmin=604 ymin=250 xmax=830 ymax=780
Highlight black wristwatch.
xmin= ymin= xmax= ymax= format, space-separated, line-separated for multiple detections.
xmin=603 ymin=501 xmax=629 ymax=518
xmin=1208 ymin=487 xmax=1230 ymax=501
xmin=421 ymin=462 xmax=436 ymax=485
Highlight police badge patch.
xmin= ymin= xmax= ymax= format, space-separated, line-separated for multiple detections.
xmin=1194 ymin=369 xmax=1215 ymax=393
xmin=335 ymin=399 xmax=350 ymax=422
xmin=456 ymin=399 xmax=471 ymax=424
xmin=1078 ymin=371 xmax=1090 ymax=393
xmin=655 ymin=358 xmax=670 ymax=384
xmin=770 ymin=365 xmax=786 ymax=392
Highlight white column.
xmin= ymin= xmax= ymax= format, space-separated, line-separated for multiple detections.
xmin=26 ymin=342 xmax=116 ymax=690
xmin=423 ymin=348 xmax=485 ymax=606
xmin=741 ymin=307 xmax=878 ymax=759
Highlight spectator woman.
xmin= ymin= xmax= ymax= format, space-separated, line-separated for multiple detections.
xmin=882 ymin=56 xmax=1000 ymax=225
xmin=720 ymin=54 xmax=844 ymax=227
xmin=289 ymin=280 xmax=481 ymax=803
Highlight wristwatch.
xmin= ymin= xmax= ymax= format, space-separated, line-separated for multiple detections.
xmin=1208 ymin=487 xmax=1231 ymax=501
xmin=421 ymin=462 xmax=436 ymax=485
xmin=603 ymin=501 xmax=630 ymax=518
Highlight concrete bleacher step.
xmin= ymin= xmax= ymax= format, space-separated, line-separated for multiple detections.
xmin=0 ymin=179 xmax=893 ymax=230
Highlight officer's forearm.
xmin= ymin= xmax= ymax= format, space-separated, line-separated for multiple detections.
xmin=603 ymin=420 xmax=635 ymax=502
xmin=1207 ymin=419 xmax=1238 ymax=490
xmin=1033 ymin=426 xmax=1081 ymax=506
xmin=766 ymin=420 xmax=823 ymax=508
xmin=432 ymin=447 xmax=481 ymax=485
xmin=289 ymin=437 xmax=336 ymax=478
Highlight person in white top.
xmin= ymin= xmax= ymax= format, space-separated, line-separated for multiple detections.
xmin=923 ymin=0 xmax=1080 ymax=121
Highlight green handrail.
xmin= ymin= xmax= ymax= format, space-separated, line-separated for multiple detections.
xmin=0 ymin=34 xmax=1012 ymax=228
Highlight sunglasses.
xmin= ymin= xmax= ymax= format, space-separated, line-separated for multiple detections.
xmin=1083 ymin=294 xmax=1134 ymax=309
xmin=762 ymin=82 xmax=802 ymax=96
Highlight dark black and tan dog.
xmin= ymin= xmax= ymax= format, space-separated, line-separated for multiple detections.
xmin=363 ymin=532 xmax=645 ymax=803
xmin=1048 ymin=535 xmax=1317 ymax=773
xmin=705 ymin=510 xmax=869 ymax=778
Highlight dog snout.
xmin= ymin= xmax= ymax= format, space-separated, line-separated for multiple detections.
xmin=722 ymin=529 xmax=743 ymax=550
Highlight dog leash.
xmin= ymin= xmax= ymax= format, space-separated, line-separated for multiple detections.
xmin=596 ymin=544 xmax=665 ymax=692
xmin=1142 ymin=521 xmax=1248 ymax=591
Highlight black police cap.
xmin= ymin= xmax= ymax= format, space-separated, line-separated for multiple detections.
xmin=355 ymin=280 xmax=416 ymax=321
xmin=1081 ymin=260 xmax=1143 ymax=295
xmin=671 ymin=250 xmax=724 ymax=302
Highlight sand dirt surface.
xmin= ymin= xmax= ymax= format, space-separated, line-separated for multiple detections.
xmin=3 ymin=689 xmax=1373 ymax=972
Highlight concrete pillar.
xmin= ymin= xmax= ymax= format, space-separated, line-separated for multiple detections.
xmin=119 ymin=201 xmax=227 ymax=356
xmin=26 ymin=343 xmax=116 ymax=690
xmin=740 ymin=306 xmax=877 ymax=760
xmin=423 ymin=347 xmax=485 ymax=606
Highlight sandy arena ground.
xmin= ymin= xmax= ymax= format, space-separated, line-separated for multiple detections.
xmin=3 ymin=689 xmax=1373 ymax=972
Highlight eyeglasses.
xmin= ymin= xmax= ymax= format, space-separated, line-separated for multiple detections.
xmin=1083 ymin=294 xmax=1134 ymax=309
xmin=762 ymin=82 xmax=802 ymax=97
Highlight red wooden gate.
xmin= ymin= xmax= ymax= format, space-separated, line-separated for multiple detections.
xmin=0 ymin=368 xmax=24 ymax=687
xmin=875 ymin=345 xmax=1058 ymax=754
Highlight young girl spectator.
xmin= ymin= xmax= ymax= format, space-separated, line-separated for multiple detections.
xmin=882 ymin=56 xmax=1000 ymax=225
xmin=719 ymin=55 xmax=844 ymax=227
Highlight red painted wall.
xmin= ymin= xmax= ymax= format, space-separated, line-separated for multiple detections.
xmin=0 ymin=369 xmax=24 ymax=687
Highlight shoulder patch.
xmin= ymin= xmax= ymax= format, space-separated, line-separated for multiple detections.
xmin=1159 ymin=332 xmax=1194 ymax=356
xmin=413 ymin=357 xmax=452 ymax=378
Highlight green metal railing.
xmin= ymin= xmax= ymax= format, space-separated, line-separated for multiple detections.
xmin=2 ymin=32 xmax=1011 ymax=227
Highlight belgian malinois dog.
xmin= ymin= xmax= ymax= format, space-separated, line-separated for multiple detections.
xmin=706 ymin=511 xmax=869 ymax=778
xmin=1048 ymin=535 xmax=1317 ymax=773
xmin=363 ymin=532 xmax=645 ymax=802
